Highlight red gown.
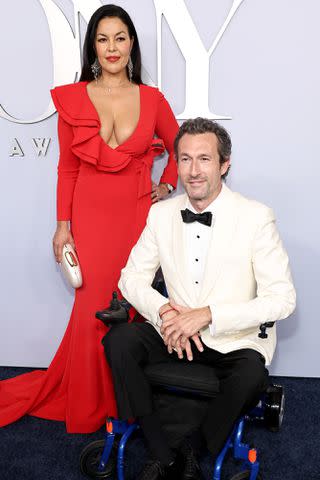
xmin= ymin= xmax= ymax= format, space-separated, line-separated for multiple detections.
xmin=0 ymin=82 xmax=178 ymax=433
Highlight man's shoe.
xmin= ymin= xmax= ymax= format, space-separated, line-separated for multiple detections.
xmin=179 ymin=444 xmax=204 ymax=480
xmin=137 ymin=459 xmax=177 ymax=480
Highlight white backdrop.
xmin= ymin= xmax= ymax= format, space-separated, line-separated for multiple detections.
xmin=0 ymin=0 xmax=319 ymax=377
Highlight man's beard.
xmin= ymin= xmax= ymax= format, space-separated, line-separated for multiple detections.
xmin=185 ymin=178 xmax=210 ymax=201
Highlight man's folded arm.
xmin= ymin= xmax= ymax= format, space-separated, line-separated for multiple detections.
xmin=209 ymin=209 xmax=296 ymax=336
xmin=118 ymin=208 xmax=168 ymax=326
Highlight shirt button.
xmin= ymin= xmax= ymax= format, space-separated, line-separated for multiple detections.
xmin=195 ymin=281 xmax=199 ymax=284
xmin=195 ymin=258 xmax=199 ymax=262
xmin=197 ymin=235 xmax=200 ymax=239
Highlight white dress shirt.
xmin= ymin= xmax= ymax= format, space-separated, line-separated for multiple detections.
xmin=184 ymin=185 xmax=226 ymax=335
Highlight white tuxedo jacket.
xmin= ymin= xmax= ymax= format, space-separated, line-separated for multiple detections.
xmin=119 ymin=185 xmax=296 ymax=365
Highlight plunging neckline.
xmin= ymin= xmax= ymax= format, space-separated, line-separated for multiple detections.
xmin=84 ymin=82 xmax=142 ymax=151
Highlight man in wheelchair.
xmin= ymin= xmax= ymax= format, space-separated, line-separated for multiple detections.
xmin=102 ymin=118 xmax=296 ymax=480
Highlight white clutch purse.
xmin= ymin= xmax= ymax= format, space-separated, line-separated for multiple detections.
xmin=60 ymin=244 xmax=82 ymax=289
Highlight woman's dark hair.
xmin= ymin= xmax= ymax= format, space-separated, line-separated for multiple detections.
xmin=174 ymin=117 xmax=232 ymax=179
xmin=79 ymin=4 xmax=142 ymax=84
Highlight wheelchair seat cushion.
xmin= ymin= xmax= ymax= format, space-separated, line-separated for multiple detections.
xmin=144 ymin=362 xmax=219 ymax=398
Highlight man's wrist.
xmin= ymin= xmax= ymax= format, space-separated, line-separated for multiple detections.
xmin=159 ymin=303 xmax=174 ymax=319
xmin=208 ymin=305 xmax=216 ymax=336
xmin=201 ymin=306 xmax=212 ymax=328
xmin=159 ymin=307 xmax=175 ymax=319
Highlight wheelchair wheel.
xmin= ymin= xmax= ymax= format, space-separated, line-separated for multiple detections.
xmin=264 ymin=384 xmax=285 ymax=432
xmin=229 ymin=471 xmax=262 ymax=480
xmin=80 ymin=439 xmax=116 ymax=479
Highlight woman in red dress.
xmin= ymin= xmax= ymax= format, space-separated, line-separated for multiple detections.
xmin=0 ymin=5 xmax=178 ymax=433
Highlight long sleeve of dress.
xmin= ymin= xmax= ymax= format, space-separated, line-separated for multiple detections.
xmin=56 ymin=116 xmax=80 ymax=220
xmin=155 ymin=93 xmax=179 ymax=188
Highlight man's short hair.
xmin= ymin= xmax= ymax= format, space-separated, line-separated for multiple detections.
xmin=174 ymin=117 xmax=232 ymax=179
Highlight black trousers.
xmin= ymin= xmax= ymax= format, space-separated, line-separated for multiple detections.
xmin=103 ymin=322 xmax=268 ymax=457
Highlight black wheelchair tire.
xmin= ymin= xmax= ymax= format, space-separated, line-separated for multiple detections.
xmin=229 ymin=471 xmax=262 ymax=480
xmin=80 ymin=439 xmax=116 ymax=479
xmin=264 ymin=384 xmax=285 ymax=432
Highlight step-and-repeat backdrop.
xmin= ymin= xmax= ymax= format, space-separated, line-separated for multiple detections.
xmin=0 ymin=0 xmax=318 ymax=376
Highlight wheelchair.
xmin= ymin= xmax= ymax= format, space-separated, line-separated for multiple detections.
xmin=80 ymin=292 xmax=284 ymax=480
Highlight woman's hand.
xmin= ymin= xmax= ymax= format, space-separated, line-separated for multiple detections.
xmin=151 ymin=182 xmax=170 ymax=203
xmin=52 ymin=221 xmax=75 ymax=263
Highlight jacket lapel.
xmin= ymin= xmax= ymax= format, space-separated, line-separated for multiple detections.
xmin=198 ymin=185 xmax=239 ymax=305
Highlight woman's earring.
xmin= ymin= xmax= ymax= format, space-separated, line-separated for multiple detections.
xmin=91 ymin=58 xmax=102 ymax=82
xmin=127 ymin=56 xmax=133 ymax=82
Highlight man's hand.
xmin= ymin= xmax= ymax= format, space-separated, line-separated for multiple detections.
xmin=178 ymin=334 xmax=204 ymax=361
xmin=158 ymin=303 xmax=204 ymax=360
xmin=159 ymin=303 xmax=180 ymax=355
xmin=161 ymin=301 xmax=212 ymax=352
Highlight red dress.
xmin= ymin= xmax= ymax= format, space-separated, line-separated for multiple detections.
xmin=0 ymin=82 xmax=178 ymax=433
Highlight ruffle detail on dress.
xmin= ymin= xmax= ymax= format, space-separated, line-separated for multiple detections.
xmin=51 ymin=82 xmax=165 ymax=190
xmin=51 ymin=83 xmax=102 ymax=168
xmin=51 ymin=83 xmax=99 ymax=128
xmin=51 ymin=82 xmax=164 ymax=180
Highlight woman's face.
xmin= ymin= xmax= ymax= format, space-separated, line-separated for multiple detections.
xmin=94 ymin=16 xmax=133 ymax=77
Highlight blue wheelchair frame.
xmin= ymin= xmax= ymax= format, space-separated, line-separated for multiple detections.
xmin=81 ymin=291 xmax=281 ymax=479
xmin=92 ymin=408 xmax=263 ymax=480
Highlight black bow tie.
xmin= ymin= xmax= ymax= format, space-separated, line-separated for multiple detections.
xmin=181 ymin=208 xmax=212 ymax=227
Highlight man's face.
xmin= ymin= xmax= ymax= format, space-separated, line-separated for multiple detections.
xmin=177 ymin=132 xmax=230 ymax=207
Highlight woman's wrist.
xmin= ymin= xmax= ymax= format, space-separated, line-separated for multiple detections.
xmin=159 ymin=183 xmax=173 ymax=194
xmin=57 ymin=220 xmax=70 ymax=230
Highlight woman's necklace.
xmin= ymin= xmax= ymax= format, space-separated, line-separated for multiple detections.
xmin=99 ymin=78 xmax=131 ymax=94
